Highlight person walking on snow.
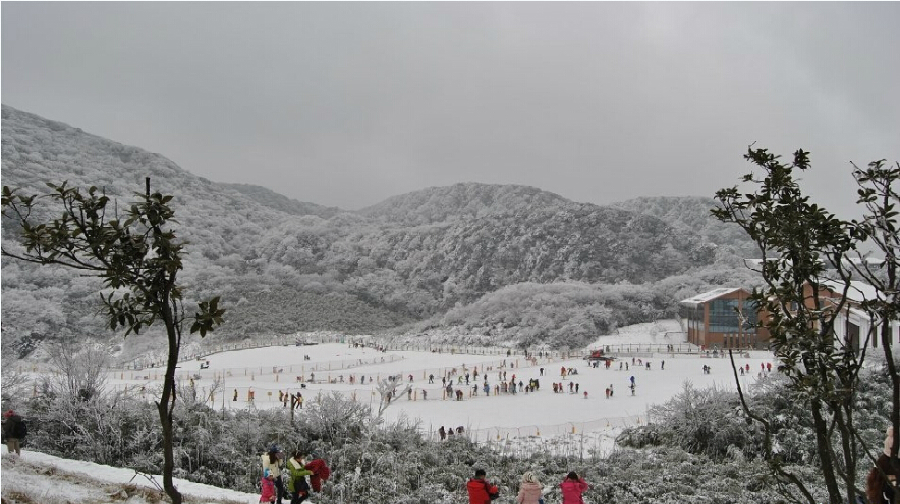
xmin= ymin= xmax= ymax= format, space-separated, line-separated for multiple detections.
xmin=560 ymin=471 xmax=588 ymax=504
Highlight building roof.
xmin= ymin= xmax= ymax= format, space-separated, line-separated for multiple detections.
xmin=680 ymin=287 xmax=745 ymax=307
xmin=821 ymin=279 xmax=879 ymax=304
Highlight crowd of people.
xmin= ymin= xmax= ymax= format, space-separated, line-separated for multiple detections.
xmin=258 ymin=445 xmax=331 ymax=504
xmin=466 ymin=468 xmax=588 ymax=504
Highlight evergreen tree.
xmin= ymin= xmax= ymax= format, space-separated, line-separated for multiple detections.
xmin=2 ymin=179 xmax=225 ymax=504
xmin=714 ymin=147 xmax=900 ymax=504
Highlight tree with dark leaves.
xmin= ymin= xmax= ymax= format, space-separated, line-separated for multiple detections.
xmin=715 ymin=148 xmax=900 ymax=504
xmin=1 ymin=179 xmax=225 ymax=504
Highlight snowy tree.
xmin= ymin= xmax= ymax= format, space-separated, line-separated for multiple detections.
xmin=1 ymin=180 xmax=225 ymax=504
xmin=714 ymin=147 xmax=900 ymax=504
xmin=45 ymin=340 xmax=110 ymax=401
xmin=374 ymin=374 xmax=412 ymax=419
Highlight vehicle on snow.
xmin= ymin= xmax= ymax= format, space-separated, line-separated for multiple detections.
xmin=583 ymin=349 xmax=614 ymax=362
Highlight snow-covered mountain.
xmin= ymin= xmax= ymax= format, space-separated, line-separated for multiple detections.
xmin=1 ymin=105 xmax=741 ymax=357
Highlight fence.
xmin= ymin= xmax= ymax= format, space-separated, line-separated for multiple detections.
xmin=106 ymin=329 xmax=703 ymax=372
xmin=118 ymin=333 xmax=350 ymax=370
xmin=422 ymin=414 xmax=650 ymax=459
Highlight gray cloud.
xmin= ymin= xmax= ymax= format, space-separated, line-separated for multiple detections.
xmin=3 ymin=2 xmax=898 ymax=217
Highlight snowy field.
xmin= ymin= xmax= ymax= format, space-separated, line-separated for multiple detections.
xmin=4 ymin=320 xmax=778 ymax=504
xmin=101 ymin=320 xmax=775 ymax=448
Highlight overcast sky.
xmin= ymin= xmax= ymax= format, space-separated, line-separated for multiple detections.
xmin=2 ymin=2 xmax=898 ymax=216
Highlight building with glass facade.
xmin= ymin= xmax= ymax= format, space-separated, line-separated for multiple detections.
xmin=679 ymin=287 xmax=769 ymax=349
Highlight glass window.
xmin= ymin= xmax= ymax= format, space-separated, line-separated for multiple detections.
xmin=709 ymin=298 xmax=758 ymax=334
xmin=710 ymin=299 xmax=741 ymax=333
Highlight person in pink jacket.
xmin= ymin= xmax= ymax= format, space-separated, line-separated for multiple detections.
xmin=516 ymin=471 xmax=543 ymax=504
xmin=560 ymin=471 xmax=588 ymax=504
xmin=260 ymin=469 xmax=277 ymax=503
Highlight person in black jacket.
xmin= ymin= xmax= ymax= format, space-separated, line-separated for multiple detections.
xmin=2 ymin=410 xmax=26 ymax=455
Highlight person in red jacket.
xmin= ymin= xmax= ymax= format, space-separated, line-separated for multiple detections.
xmin=467 ymin=468 xmax=499 ymax=504
xmin=303 ymin=456 xmax=331 ymax=493
xmin=560 ymin=471 xmax=588 ymax=504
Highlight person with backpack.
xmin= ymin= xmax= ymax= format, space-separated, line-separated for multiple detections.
xmin=260 ymin=445 xmax=285 ymax=503
xmin=560 ymin=471 xmax=588 ymax=504
xmin=516 ymin=471 xmax=543 ymax=504
xmin=2 ymin=410 xmax=26 ymax=456
xmin=467 ymin=468 xmax=499 ymax=504
xmin=285 ymin=450 xmax=314 ymax=504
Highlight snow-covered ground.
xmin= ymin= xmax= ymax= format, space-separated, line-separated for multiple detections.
xmin=1 ymin=447 xmax=259 ymax=504
xmin=91 ymin=320 xmax=769 ymax=460
xmin=100 ymin=320 xmax=773 ymax=447
xmin=3 ymin=321 xmax=777 ymax=503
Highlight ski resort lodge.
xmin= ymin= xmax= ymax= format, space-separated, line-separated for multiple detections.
xmin=680 ymin=282 xmax=899 ymax=352
xmin=679 ymin=288 xmax=768 ymax=349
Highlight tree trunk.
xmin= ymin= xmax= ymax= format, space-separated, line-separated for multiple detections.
xmin=811 ymin=400 xmax=842 ymax=504
xmin=159 ymin=309 xmax=183 ymax=504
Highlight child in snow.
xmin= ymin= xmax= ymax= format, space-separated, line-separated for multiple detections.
xmin=260 ymin=469 xmax=276 ymax=503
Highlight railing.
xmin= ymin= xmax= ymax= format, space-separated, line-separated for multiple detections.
xmin=113 ymin=332 xmax=586 ymax=371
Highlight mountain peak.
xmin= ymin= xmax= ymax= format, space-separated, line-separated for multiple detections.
xmin=359 ymin=182 xmax=573 ymax=225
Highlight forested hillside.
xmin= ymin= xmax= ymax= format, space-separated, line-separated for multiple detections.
xmin=1 ymin=105 xmax=752 ymax=358
xmin=612 ymin=196 xmax=758 ymax=258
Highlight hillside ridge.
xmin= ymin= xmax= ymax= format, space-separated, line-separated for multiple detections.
xmin=1 ymin=105 xmax=745 ymax=357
